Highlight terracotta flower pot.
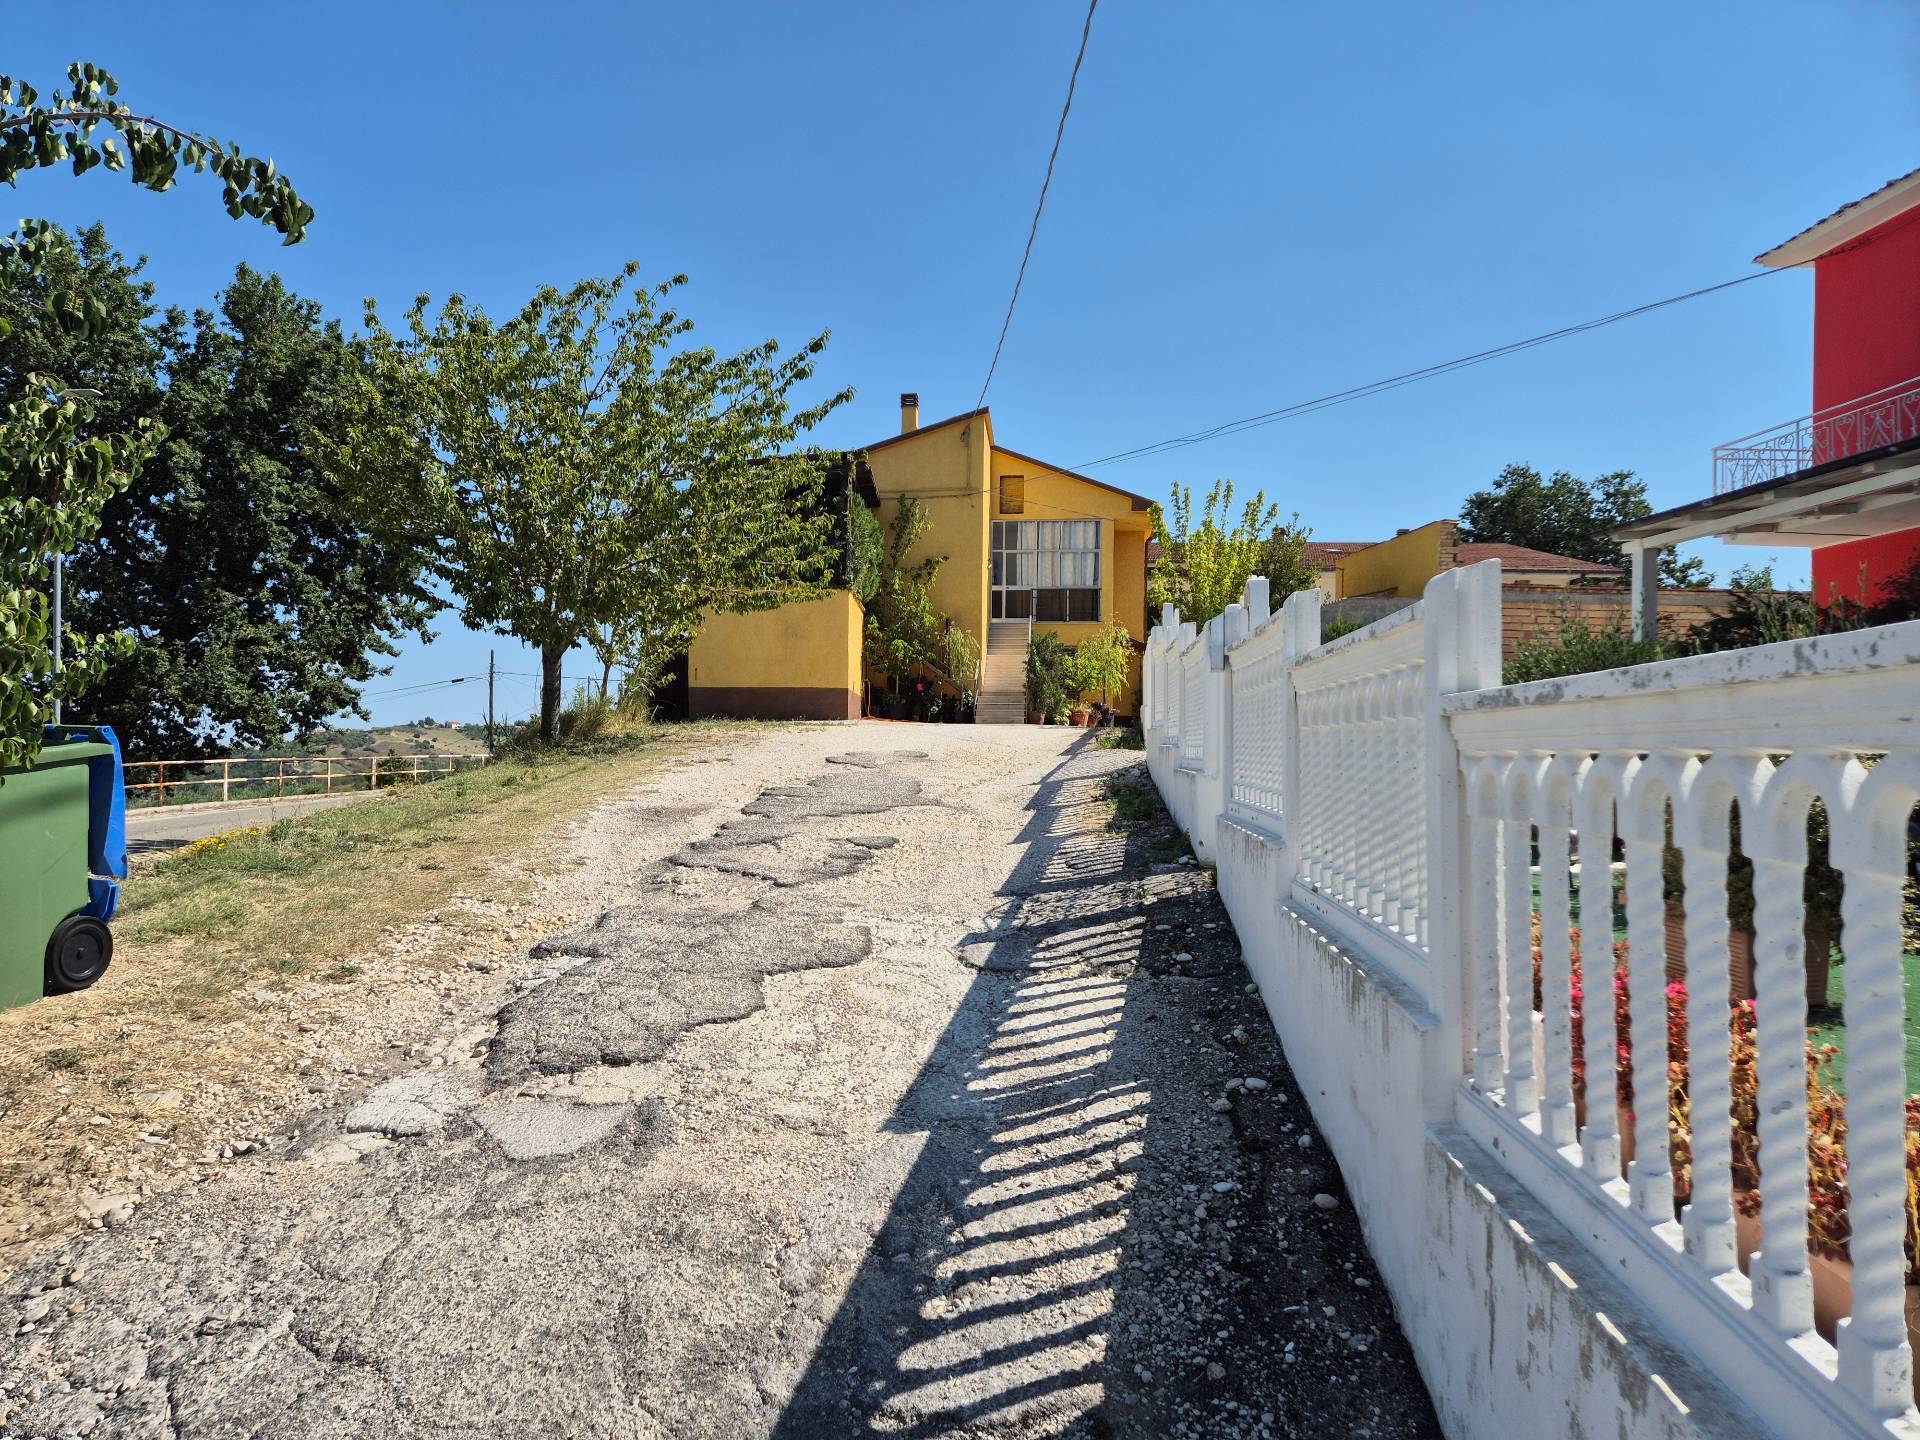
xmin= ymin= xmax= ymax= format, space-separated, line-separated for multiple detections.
xmin=1666 ymin=902 xmax=1766 ymax=1006
xmin=1025 ymin=710 xmax=1042 ymax=725
xmin=1733 ymin=1196 xmax=1919 ymax=1400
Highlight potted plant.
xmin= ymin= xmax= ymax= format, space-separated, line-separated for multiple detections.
xmin=1074 ymin=620 xmax=1136 ymax=727
xmin=1658 ymin=799 xmax=1844 ymax=1006
xmin=1025 ymin=632 xmax=1072 ymax=727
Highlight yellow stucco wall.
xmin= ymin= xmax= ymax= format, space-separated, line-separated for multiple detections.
xmin=867 ymin=415 xmax=991 ymax=654
xmin=688 ymin=590 xmax=862 ymax=694
xmin=1334 ymin=521 xmax=1451 ymax=598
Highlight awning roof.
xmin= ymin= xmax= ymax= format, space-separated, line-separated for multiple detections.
xmin=1610 ymin=436 xmax=1920 ymax=550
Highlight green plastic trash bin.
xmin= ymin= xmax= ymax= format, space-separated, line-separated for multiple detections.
xmin=0 ymin=734 xmax=118 ymax=1010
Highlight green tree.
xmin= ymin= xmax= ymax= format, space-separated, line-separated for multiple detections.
xmin=1259 ymin=517 xmax=1317 ymax=605
xmin=1457 ymin=462 xmax=1712 ymax=587
xmin=0 ymin=243 xmax=437 ymax=757
xmin=1149 ymin=480 xmax=1309 ymax=624
xmin=1 ymin=63 xmax=311 ymax=771
xmin=348 ymin=265 xmax=849 ymax=742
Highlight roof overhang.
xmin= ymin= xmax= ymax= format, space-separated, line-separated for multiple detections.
xmin=1611 ymin=436 xmax=1920 ymax=551
xmin=992 ymin=444 xmax=1156 ymax=513
xmin=1755 ymin=166 xmax=1920 ymax=268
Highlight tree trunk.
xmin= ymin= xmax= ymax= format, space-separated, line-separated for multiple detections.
xmin=540 ymin=642 xmax=566 ymax=744
xmin=600 ymin=654 xmax=613 ymax=699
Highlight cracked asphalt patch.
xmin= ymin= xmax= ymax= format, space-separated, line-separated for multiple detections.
xmin=492 ymin=901 xmax=873 ymax=1081
xmin=0 ymin=730 xmax=1438 ymax=1440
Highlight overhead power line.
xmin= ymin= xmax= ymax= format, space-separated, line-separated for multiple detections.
xmin=1077 ymin=268 xmax=1791 ymax=469
xmin=976 ymin=0 xmax=1099 ymax=412
xmin=361 ymin=675 xmax=481 ymax=698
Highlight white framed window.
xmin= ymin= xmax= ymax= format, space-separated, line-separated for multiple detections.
xmin=992 ymin=520 xmax=1100 ymax=621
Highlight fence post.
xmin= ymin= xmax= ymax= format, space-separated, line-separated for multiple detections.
xmin=1421 ymin=560 xmax=1502 ymax=1109
xmin=370 ymin=756 xmax=379 ymax=791
xmin=1143 ymin=625 xmax=1159 ymax=733
xmin=1279 ymin=586 xmax=1322 ymax=878
xmin=1220 ymin=602 xmax=1249 ymax=758
xmin=220 ymin=760 xmax=231 ymax=804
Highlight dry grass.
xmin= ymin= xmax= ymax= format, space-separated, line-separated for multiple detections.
xmin=0 ymin=724 xmax=733 ymax=1264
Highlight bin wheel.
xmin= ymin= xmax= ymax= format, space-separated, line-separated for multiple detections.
xmin=46 ymin=916 xmax=113 ymax=994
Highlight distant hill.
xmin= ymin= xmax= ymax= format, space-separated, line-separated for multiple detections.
xmin=246 ymin=722 xmax=492 ymax=760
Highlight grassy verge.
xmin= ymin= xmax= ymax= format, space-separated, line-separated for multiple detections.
xmin=0 ymin=722 xmax=735 ymax=1258
xmin=116 ymin=728 xmax=714 ymax=1011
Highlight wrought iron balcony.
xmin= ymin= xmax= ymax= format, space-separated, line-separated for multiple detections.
xmin=1712 ymin=373 xmax=1920 ymax=494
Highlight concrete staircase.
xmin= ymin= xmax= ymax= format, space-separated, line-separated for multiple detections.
xmin=977 ymin=621 xmax=1030 ymax=725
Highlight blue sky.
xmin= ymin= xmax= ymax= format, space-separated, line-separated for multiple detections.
xmin=11 ymin=2 xmax=1920 ymax=728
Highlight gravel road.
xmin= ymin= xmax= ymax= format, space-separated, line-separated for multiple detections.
xmin=1 ymin=724 xmax=1440 ymax=1439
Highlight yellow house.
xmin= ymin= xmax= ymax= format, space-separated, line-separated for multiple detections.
xmin=1329 ymin=520 xmax=1618 ymax=598
xmin=688 ymin=393 xmax=1157 ymax=721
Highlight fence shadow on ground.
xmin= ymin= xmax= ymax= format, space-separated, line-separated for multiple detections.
xmin=770 ymin=739 xmax=1155 ymax=1436
xmin=769 ymin=736 xmax=1437 ymax=1438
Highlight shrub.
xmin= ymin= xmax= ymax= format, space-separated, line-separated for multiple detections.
xmin=560 ymin=684 xmax=614 ymax=741
xmin=1537 ymin=912 xmax=1899 ymax=1272
xmin=1320 ymin=611 xmax=1365 ymax=643
xmin=1025 ymin=632 xmax=1074 ymax=716
xmin=1504 ymin=606 xmax=1663 ymax=685
xmin=1073 ymin=621 xmax=1134 ymax=715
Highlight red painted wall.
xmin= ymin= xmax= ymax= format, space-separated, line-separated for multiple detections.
xmin=1812 ymin=208 xmax=1920 ymax=412
xmin=1809 ymin=207 xmax=1920 ymax=606
xmin=1813 ymin=531 xmax=1919 ymax=608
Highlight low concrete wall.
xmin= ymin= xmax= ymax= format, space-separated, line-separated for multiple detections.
xmin=689 ymin=591 xmax=864 ymax=720
xmin=1207 ymin=816 xmax=1764 ymax=1440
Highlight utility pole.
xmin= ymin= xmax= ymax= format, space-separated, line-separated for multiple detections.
xmin=486 ymin=649 xmax=495 ymax=754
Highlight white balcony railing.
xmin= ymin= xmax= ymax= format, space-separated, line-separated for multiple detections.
xmin=1714 ymin=374 xmax=1920 ymax=495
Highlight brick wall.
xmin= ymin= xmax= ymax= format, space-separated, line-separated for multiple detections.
xmin=1498 ymin=585 xmax=1740 ymax=660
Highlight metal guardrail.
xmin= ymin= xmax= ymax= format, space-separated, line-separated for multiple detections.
xmin=1713 ymin=373 xmax=1920 ymax=494
xmin=123 ymin=752 xmax=491 ymax=807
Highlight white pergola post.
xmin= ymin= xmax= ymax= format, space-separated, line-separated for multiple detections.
xmin=1626 ymin=543 xmax=1662 ymax=640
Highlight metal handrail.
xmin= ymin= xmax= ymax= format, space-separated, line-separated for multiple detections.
xmin=1712 ymin=373 xmax=1920 ymax=494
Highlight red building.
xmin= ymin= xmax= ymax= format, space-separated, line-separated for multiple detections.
xmin=1614 ymin=166 xmax=1920 ymax=627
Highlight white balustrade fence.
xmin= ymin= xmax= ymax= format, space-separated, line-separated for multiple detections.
xmin=1145 ymin=559 xmax=1920 ymax=1440
xmin=1179 ymin=633 xmax=1207 ymax=770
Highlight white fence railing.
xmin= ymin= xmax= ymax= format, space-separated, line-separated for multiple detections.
xmin=124 ymin=751 xmax=491 ymax=807
xmin=1144 ymin=559 xmax=1920 ymax=1439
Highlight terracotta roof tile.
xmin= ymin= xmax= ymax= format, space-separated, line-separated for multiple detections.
xmin=1302 ymin=541 xmax=1378 ymax=568
xmin=1453 ymin=542 xmax=1618 ymax=573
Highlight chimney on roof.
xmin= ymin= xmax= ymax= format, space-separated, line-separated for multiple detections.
xmin=900 ymin=392 xmax=919 ymax=434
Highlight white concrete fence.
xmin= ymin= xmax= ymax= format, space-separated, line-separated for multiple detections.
xmin=1141 ymin=560 xmax=1920 ymax=1440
